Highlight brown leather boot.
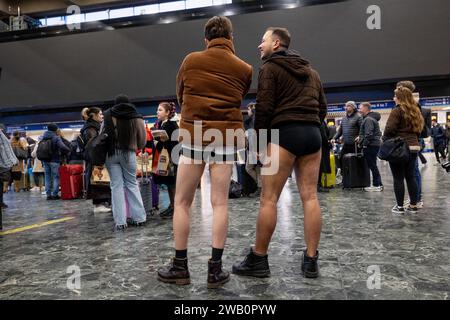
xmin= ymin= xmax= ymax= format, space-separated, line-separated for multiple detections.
xmin=157 ymin=257 xmax=190 ymax=285
xmin=207 ymin=259 xmax=230 ymax=289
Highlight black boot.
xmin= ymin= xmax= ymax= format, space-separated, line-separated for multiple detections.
xmin=232 ymin=247 xmax=270 ymax=278
xmin=157 ymin=257 xmax=190 ymax=285
xmin=207 ymin=259 xmax=230 ymax=289
xmin=302 ymin=250 xmax=319 ymax=278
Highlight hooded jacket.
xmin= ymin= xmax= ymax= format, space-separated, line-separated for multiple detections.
xmin=80 ymin=118 xmax=101 ymax=145
xmin=42 ymin=131 xmax=71 ymax=163
xmin=431 ymin=124 xmax=446 ymax=146
xmin=359 ymin=111 xmax=382 ymax=147
xmin=254 ymin=50 xmax=327 ymax=131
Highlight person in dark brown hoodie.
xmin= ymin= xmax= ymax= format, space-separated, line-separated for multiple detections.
xmin=233 ymin=27 xmax=327 ymax=279
xmin=157 ymin=16 xmax=252 ymax=289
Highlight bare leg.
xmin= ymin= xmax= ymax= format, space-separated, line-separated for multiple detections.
xmin=293 ymin=150 xmax=322 ymax=257
xmin=173 ymin=156 xmax=205 ymax=250
xmin=209 ymin=163 xmax=233 ymax=249
xmin=254 ymin=143 xmax=296 ymax=255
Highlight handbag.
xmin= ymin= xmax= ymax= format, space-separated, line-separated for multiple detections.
xmin=85 ymin=132 xmax=109 ymax=166
xmin=90 ymin=166 xmax=110 ymax=185
xmin=378 ymin=137 xmax=410 ymax=163
xmin=13 ymin=146 xmax=28 ymax=160
xmin=154 ymin=147 xmax=174 ymax=176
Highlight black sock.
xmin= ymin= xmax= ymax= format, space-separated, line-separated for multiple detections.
xmin=211 ymin=247 xmax=224 ymax=261
xmin=175 ymin=249 xmax=187 ymax=259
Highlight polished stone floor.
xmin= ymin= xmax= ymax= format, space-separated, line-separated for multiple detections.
xmin=0 ymin=153 xmax=449 ymax=300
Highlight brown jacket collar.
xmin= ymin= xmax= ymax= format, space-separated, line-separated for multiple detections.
xmin=207 ymin=38 xmax=235 ymax=54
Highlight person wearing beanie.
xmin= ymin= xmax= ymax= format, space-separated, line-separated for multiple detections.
xmin=332 ymin=100 xmax=363 ymax=177
xmin=42 ymin=123 xmax=71 ymax=200
xmin=103 ymin=94 xmax=147 ymax=231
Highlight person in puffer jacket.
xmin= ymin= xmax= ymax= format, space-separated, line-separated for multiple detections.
xmin=357 ymin=102 xmax=383 ymax=191
xmin=332 ymin=101 xmax=363 ymax=172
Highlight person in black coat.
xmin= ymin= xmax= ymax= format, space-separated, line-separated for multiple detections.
xmin=151 ymin=102 xmax=179 ymax=218
xmin=80 ymin=107 xmax=111 ymax=213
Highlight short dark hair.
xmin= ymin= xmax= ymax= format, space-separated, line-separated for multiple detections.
xmin=396 ymin=80 xmax=415 ymax=92
xmin=360 ymin=102 xmax=371 ymax=110
xmin=204 ymin=16 xmax=233 ymax=41
xmin=267 ymin=27 xmax=291 ymax=49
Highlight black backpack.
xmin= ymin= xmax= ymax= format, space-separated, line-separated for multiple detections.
xmin=70 ymin=135 xmax=85 ymax=161
xmin=36 ymin=139 xmax=53 ymax=162
xmin=420 ymin=107 xmax=432 ymax=139
xmin=228 ymin=180 xmax=243 ymax=199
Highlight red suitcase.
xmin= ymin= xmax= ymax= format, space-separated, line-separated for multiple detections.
xmin=59 ymin=165 xmax=84 ymax=200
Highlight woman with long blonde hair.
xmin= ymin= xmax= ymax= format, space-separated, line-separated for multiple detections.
xmin=383 ymin=86 xmax=424 ymax=214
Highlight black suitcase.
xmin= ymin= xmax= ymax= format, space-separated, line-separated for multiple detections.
xmin=236 ymin=163 xmax=257 ymax=196
xmin=342 ymin=145 xmax=370 ymax=189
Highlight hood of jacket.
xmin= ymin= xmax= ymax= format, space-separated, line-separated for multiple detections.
xmin=366 ymin=111 xmax=381 ymax=122
xmin=80 ymin=118 xmax=101 ymax=135
xmin=263 ymin=50 xmax=311 ymax=80
xmin=43 ymin=131 xmax=57 ymax=140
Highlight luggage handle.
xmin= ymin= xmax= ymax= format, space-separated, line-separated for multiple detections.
xmin=141 ymin=149 xmax=148 ymax=179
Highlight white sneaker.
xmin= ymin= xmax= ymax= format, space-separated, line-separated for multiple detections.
xmin=364 ymin=186 xmax=383 ymax=192
xmin=404 ymin=199 xmax=423 ymax=208
xmin=94 ymin=205 xmax=111 ymax=213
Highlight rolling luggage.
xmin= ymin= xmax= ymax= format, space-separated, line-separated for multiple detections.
xmin=236 ymin=163 xmax=257 ymax=196
xmin=321 ymin=152 xmax=336 ymax=188
xmin=138 ymin=154 xmax=152 ymax=213
xmin=342 ymin=145 xmax=370 ymax=189
xmin=59 ymin=164 xmax=83 ymax=200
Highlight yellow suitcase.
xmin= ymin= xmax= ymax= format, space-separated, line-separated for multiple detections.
xmin=321 ymin=153 xmax=336 ymax=188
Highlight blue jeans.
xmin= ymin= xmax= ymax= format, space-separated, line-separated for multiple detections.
xmin=44 ymin=162 xmax=60 ymax=197
xmin=106 ymin=151 xmax=146 ymax=226
xmin=414 ymin=157 xmax=422 ymax=202
xmin=363 ymin=146 xmax=382 ymax=187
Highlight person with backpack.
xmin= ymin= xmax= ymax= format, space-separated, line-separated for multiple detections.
xmin=80 ymin=107 xmax=111 ymax=213
xmin=103 ymin=94 xmax=147 ymax=231
xmin=38 ymin=123 xmax=71 ymax=200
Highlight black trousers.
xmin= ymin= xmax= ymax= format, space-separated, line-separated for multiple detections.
xmin=389 ymin=153 xmax=419 ymax=207
xmin=434 ymin=143 xmax=446 ymax=162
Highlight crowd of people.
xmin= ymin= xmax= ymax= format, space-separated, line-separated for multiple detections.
xmin=1 ymin=16 xmax=450 ymax=288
